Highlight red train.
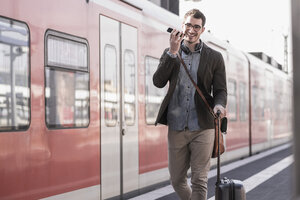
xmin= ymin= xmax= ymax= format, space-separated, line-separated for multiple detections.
xmin=0 ymin=0 xmax=292 ymax=199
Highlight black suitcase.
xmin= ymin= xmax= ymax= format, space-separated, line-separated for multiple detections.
xmin=215 ymin=112 xmax=246 ymax=200
xmin=215 ymin=177 xmax=246 ymax=200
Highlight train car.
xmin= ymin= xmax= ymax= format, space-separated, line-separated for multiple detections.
xmin=0 ymin=0 xmax=292 ymax=199
xmin=246 ymin=52 xmax=292 ymax=153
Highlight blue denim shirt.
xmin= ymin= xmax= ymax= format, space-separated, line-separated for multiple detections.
xmin=167 ymin=42 xmax=203 ymax=131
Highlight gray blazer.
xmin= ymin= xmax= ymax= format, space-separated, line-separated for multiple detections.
xmin=153 ymin=43 xmax=227 ymax=130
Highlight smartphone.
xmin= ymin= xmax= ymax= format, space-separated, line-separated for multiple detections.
xmin=167 ymin=27 xmax=173 ymax=33
xmin=167 ymin=27 xmax=184 ymax=37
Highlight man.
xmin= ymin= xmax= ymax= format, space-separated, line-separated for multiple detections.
xmin=153 ymin=9 xmax=227 ymax=200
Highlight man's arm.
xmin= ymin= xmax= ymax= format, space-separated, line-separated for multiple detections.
xmin=213 ymin=52 xmax=227 ymax=117
xmin=153 ymin=29 xmax=184 ymax=88
xmin=153 ymin=48 xmax=180 ymax=88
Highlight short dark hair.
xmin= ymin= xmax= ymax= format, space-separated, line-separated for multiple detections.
xmin=184 ymin=9 xmax=206 ymax=27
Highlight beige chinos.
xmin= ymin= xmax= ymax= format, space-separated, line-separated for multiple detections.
xmin=168 ymin=128 xmax=215 ymax=200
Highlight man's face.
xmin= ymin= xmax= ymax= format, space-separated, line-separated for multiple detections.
xmin=182 ymin=16 xmax=205 ymax=44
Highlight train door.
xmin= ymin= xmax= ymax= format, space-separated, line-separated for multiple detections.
xmin=100 ymin=15 xmax=138 ymax=199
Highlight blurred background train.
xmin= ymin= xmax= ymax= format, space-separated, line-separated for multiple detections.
xmin=0 ymin=0 xmax=292 ymax=199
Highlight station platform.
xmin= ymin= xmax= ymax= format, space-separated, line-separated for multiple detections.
xmin=130 ymin=143 xmax=293 ymax=200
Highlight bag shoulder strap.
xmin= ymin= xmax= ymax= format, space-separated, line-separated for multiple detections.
xmin=177 ymin=52 xmax=216 ymax=119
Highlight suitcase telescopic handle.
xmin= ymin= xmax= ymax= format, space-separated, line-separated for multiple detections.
xmin=216 ymin=110 xmax=221 ymax=184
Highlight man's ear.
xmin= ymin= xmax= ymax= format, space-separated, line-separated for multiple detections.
xmin=201 ymin=26 xmax=206 ymax=34
xmin=181 ymin=22 xmax=185 ymax=31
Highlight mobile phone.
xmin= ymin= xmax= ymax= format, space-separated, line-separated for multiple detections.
xmin=167 ymin=27 xmax=184 ymax=37
xmin=167 ymin=27 xmax=173 ymax=33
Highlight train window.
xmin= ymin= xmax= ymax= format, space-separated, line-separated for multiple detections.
xmin=124 ymin=50 xmax=136 ymax=126
xmin=145 ymin=56 xmax=167 ymax=125
xmin=0 ymin=17 xmax=30 ymax=131
xmin=45 ymin=30 xmax=89 ymax=128
xmin=104 ymin=45 xmax=118 ymax=127
xmin=227 ymin=79 xmax=237 ymax=121
xmin=239 ymin=82 xmax=247 ymax=121
xmin=47 ymin=35 xmax=88 ymax=71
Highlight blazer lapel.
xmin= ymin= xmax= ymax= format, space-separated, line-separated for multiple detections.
xmin=197 ymin=43 xmax=210 ymax=81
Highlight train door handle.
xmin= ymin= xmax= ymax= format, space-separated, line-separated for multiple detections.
xmin=122 ymin=128 xmax=125 ymax=136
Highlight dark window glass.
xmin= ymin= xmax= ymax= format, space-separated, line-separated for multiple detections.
xmin=45 ymin=31 xmax=89 ymax=128
xmin=239 ymin=82 xmax=247 ymax=121
xmin=0 ymin=17 xmax=30 ymax=131
xmin=228 ymin=79 xmax=237 ymax=121
xmin=124 ymin=50 xmax=136 ymax=125
xmin=145 ymin=56 xmax=167 ymax=124
xmin=104 ymin=45 xmax=118 ymax=127
xmin=47 ymin=35 xmax=88 ymax=71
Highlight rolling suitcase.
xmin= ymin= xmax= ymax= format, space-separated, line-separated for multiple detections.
xmin=215 ymin=111 xmax=246 ymax=200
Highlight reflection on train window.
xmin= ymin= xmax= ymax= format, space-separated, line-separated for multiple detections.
xmin=239 ymin=82 xmax=247 ymax=121
xmin=252 ymin=86 xmax=265 ymax=121
xmin=45 ymin=31 xmax=89 ymax=128
xmin=124 ymin=50 xmax=135 ymax=126
xmin=0 ymin=17 xmax=30 ymax=131
xmin=104 ymin=45 xmax=118 ymax=127
xmin=145 ymin=56 xmax=167 ymax=125
xmin=47 ymin=35 xmax=87 ymax=71
xmin=227 ymin=79 xmax=237 ymax=121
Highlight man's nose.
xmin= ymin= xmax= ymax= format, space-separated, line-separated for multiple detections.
xmin=188 ymin=28 xmax=196 ymax=33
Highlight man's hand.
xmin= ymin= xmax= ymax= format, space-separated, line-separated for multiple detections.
xmin=169 ymin=29 xmax=185 ymax=55
xmin=213 ymin=104 xmax=226 ymax=118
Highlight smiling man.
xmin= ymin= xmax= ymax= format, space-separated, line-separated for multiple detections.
xmin=153 ymin=9 xmax=227 ymax=200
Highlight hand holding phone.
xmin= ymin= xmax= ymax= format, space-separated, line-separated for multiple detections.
xmin=167 ymin=27 xmax=184 ymax=37
xmin=167 ymin=27 xmax=184 ymax=55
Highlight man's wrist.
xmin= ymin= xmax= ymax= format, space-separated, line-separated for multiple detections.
xmin=215 ymin=104 xmax=224 ymax=109
xmin=167 ymin=51 xmax=177 ymax=58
